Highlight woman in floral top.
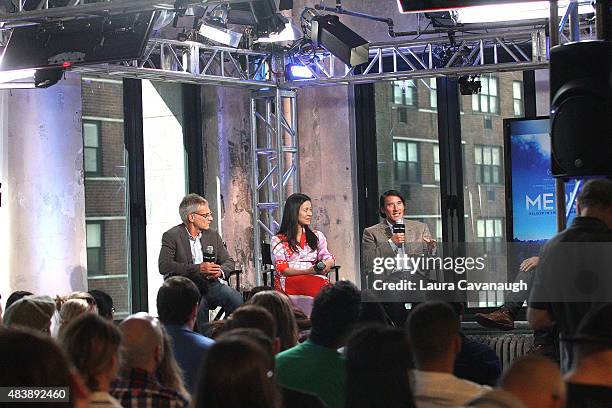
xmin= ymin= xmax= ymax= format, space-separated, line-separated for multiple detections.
xmin=271 ymin=193 xmax=335 ymax=315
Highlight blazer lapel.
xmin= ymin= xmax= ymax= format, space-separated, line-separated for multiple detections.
xmin=179 ymin=226 xmax=194 ymax=265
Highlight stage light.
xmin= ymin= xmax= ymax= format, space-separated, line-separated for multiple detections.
xmin=256 ymin=21 xmax=301 ymax=43
xmin=301 ymin=8 xmax=369 ymax=67
xmin=285 ymin=63 xmax=314 ymax=80
xmin=198 ymin=23 xmax=243 ymax=47
xmin=228 ymin=0 xmax=288 ymax=38
xmin=458 ymin=75 xmax=482 ymax=95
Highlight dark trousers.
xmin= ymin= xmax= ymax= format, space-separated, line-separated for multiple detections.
xmin=196 ymin=279 xmax=243 ymax=333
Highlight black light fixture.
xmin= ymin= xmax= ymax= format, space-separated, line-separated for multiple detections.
xmin=301 ymin=8 xmax=369 ymax=67
xmin=227 ymin=0 xmax=287 ymax=38
xmin=34 ymin=67 xmax=64 ymax=88
xmin=458 ymin=75 xmax=481 ymax=95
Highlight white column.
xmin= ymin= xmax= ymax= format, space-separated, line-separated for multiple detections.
xmin=1 ymin=74 xmax=86 ymax=300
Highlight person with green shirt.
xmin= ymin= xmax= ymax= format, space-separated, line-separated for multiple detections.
xmin=275 ymin=281 xmax=361 ymax=408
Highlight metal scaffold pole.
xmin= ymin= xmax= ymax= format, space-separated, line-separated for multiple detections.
xmin=250 ymin=88 xmax=299 ymax=282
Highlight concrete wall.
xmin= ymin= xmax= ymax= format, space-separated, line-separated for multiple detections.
xmin=296 ymin=86 xmax=360 ymax=284
xmin=202 ymin=85 xmax=255 ymax=287
xmin=0 ymin=74 xmax=86 ymax=301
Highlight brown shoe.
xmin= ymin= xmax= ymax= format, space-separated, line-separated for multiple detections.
xmin=475 ymin=307 xmax=515 ymax=331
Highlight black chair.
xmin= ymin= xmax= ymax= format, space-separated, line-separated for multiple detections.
xmin=213 ymin=268 xmax=243 ymax=320
xmin=261 ymin=241 xmax=341 ymax=286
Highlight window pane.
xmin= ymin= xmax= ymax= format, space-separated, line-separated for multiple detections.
xmin=489 ymin=78 xmax=498 ymax=96
xmin=483 ymin=147 xmax=492 ymax=165
xmin=433 ymin=144 xmax=439 ymax=163
xmin=474 ymin=146 xmax=482 ymax=164
xmin=408 ymin=143 xmax=418 ymax=162
xmin=396 ymin=142 xmax=407 ymax=161
xmin=484 ymin=167 xmax=491 ymax=183
xmin=514 ymin=100 xmax=522 ymax=116
xmin=376 ymin=77 xmax=441 ymax=246
xmin=495 ymin=219 xmax=502 ymax=236
xmin=492 ymin=167 xmax=500 ymax=184
xmin=84 ymin=148 xmax=98 ymax=173
xmin=486 ymin=219 xmax=494 ymax=237
xmin=472 ymin=94 xmax=479 ymax=111
xmin=81 ymin=75 xmax=130 ymax=319
xmin=477 ymin=220 xmax=485 ymax=237
xmin=492 ymin=147 xmax=500 ymax=165
xmin=490 ymin=96 xmax=498 ymax=113
xmin=513 ymin=81 xmax=522 ymax=99
xmin=480 ymin=95 xmax=488 ymax=112
xmin=481 ymin=77 xmax=489 ymax=94
xmin=393 ymin=83 xmax=402 ymax=104
xmin=142 ymin=80 xmax=189 ymax=314
xmin=86 ymin=223 xmax=101 ymax=247
xmin=83 ymin=123 xmax=99 ymax=147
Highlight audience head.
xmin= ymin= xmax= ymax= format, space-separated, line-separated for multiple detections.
xmin=222 ymin=305 xmax=278 ymax=350
xmin=406 ymin=301 xmax=460 ymax=370
xmin=119 ymin=312 xmax=164 ymax=374
xmin=248 ymin=290 xmax=298 ymax=351
xmin=157 ymin=276 xmax=200 ymax=328
xmin=88 ymin=290 xmax=114 ymax=320
xmin=4 ymin=295 xmax=56 ymax=334
xmin=499 ymin=355 xmax=566 ymax=408
xmin=5 ymin=290 xmax=34 ymax=310
xmin=192 ymin=336 xmax=281 ymax=408
xmin=0 ymin=327 xmax=90 ymax=408
xmin=62 ymin=292 xmax=98 ymax=313
xmin=219 ymin=328 xmax=276 ymax=364
xmin=576 ymin=178 xmax=612 ymax=227
xmin=58 ymin=299 xmax=90 ymax=336
xmin=157 ymin=326 xmax=189 ymax=402
xmin=60 ymin=313 xmax=121 ymax=392
xmin=310 ymin=280 xmax=361 ymax=348
xmin=345 ymin=324 xmax=415 ymax=408
xmin=568 ymin=302 xmax=612 ymax=369
xmin=246 ymin=286 xmax=274 ymax=301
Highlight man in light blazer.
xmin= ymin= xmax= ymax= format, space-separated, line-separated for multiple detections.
xmin=361 ymin=190 xmax=436 ymax=322
xmin=159 ymin=194 xmax=243 ymax=331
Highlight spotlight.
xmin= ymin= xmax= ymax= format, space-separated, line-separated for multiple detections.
xmin=228 ymin=0 xmax=287 ymax=38
xmin=285 ymin=63 xmax=314 ymax=80
xmin=458 ymin=75 xmax=481 ymax=95
xmin=301 ymin=8 xmax=369 ymax=67
xmin=198 ymin=23 xmax=243 ymax=47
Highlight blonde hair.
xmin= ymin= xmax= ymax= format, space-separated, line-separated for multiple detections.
xmin=58 ymin=299 xmax=90 ymax=338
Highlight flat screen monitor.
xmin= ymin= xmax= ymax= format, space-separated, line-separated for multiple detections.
xmin=397 ymin=0 xmax=544 ymax=13
xmin=0 ymin=11 xmax=155 ymax=71
xmin=503 ymin=117 xmax=583 ymax=244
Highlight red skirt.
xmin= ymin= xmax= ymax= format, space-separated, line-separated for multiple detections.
xmin=275 ymin=274 xmax=330 ymax=298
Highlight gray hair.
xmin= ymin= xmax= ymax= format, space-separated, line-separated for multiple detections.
xmin=179 ymin=194 xmax=208 ymax=223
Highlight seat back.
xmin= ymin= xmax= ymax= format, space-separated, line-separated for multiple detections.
xmin=261 ymin=242 xmax=273 ymax=267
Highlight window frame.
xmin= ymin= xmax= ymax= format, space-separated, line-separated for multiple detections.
xmin=393 ymin=139 xmax=421 ymax=184
xmin=86 ymin=221 xmax=104 ymax=276
xmin=83 ymin=120 xmax=102 ymax=176
xmin=474 ymin=145 xmax=503 ymax=185
xmin=471 ymin=75 xmax=500 ymax=115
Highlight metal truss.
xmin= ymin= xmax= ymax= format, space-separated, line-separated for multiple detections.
xmin=250 ymin=89 xmax=299 ymax=282
xmin=72 ymin=38 xmax=275 ymax=88
xmin=0 ymin=0 xmax=250 ymax=25
xmin=285 ymin=28 xmax=548 ymax=87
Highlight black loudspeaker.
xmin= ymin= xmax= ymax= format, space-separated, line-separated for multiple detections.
xmin=550 ymin=41 xmax=612 ymax=177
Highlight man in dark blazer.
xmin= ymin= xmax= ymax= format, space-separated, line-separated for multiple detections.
xmin=361 ymin=190 xmax=436 ymax=323
xmin=159 ymin=194 xmax=243 ymax=331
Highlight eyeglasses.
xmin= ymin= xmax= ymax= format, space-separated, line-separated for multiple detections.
xmin=193 ymin=212 xmax=213 ymax=219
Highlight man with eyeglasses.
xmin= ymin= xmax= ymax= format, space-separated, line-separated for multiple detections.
xmin=159 ymin=193 xmax=243 ymax=333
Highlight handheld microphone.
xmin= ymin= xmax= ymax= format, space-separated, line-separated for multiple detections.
xmin=392 ymin=219 xmax=405 ymax=253
xmin=203 ymin=245 xmax=215 ymax=263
